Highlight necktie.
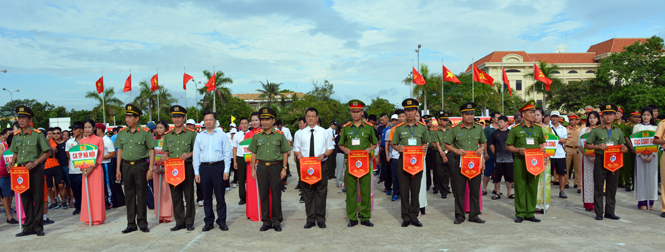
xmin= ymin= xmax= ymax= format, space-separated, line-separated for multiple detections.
xmin=309 ymin=129 xmax=315 ymax=157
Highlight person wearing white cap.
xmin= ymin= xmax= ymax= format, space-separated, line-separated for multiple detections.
xmin=185 ymin=119 xmax=197 ymax=132
xmin=549 ymin=111 xmax=569 ymax=199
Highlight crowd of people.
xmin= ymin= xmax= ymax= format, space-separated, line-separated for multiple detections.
xmin=1 ymin=99 xmax=665 ymax=237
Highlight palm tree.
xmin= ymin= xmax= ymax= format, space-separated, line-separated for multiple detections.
xmin=523 ymin=61 xmax=564 ymax=109
xmin=133 ymin=80 xmax=156 ymax=121
xmin=403 ymin=64 xmax=443 ymax=113
xmin=256 ymin=80 xmax=283 ymax=106
xmin=197 ymin=70 xmax=233 ymax=112
xmin=85 ymin=87 xmax=123 ymax=124
xmin=155 ymin=86 xmax=178 ymax=120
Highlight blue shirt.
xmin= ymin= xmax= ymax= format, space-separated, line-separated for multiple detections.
xmin=381 ymin=125 xmax=392 ymax=148
xmin=193 ymin=128 xmax=232 ymax=175
xmin=111 ymin=134 xmax=118 ymax=151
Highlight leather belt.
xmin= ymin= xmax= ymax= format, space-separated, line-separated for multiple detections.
xmin=123 ymin=158 xmax=147 ymax=165
xmin=200 ymin=161 xmax=223 ymax=166
xmin=565 ymin=146 xmax=577 ymax=149
xmin=259 ymin=160 xmax=282 ymax=166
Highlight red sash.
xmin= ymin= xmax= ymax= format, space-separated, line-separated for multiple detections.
xmin=524 ymin=149 xmax=545 ymax=176
xmin=348 ymin=150 xmax=370 ymax=178
xmin=402 ymin=146 xmax=424 ymax=175
xmin=604 ymin=145 xmax=623 ymax=172
xmin=300 ymin=157 xmax=322 ymax=185
xmin=164 ymin=159 xmax=186 ymax=186
xmin=460 ymin=153 xmax=482 ymax=179
xmin=11 ymin=166 xmax=30 ymax=194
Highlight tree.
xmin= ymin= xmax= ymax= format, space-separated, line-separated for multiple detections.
xmin=366 ymin=97 xmax=398 ymax=117
xmin=403 ymin=64 xmax=444 ymax=113
xmin=84 ymin=87 xmax=124 ymax=124
xmin=523 ymin=61 xmax=564 ymax=108
xmin=154 ymin=86 xmax=178 ymax=121
xmin=547 ymin=80 xmax=593 ymax=112
xmin=133 ymin=81 xmax=156 ymax=121
xmin=308 ymin=80 xmax=335 ymax=101
xmin=215 ymin=96 xmax=254 ymax=131
xmin=256 ymin=80 xmax=282 ymax=106
xmin=198 ymin=70 xmax=233 ymax=111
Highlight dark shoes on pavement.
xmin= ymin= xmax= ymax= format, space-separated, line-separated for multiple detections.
xmin=219 ymin=223 xmax=229 ymax=231
xmin=515 ymin=217 xmax=524 ymax=223
xmin=122 ymin=227 xmax=137 ymax=234
xmin=6 ymin=218 xmax=18 ymax=224
xmin=559 ymin=191 xmax=568 ymax=199
xmin=347 ymin=220 xmax=358 ymax=227
xmin=525 ymin=217 xmax=541 ymax=222
xmin=469 ymin=218 xmax=485 ymax=224
xmin=360 ymin=220 xmax=374 ymax=227
xmin=317 ymin=221 xmax=326 ymax=228
xmin=604 ymin=214 xmax=620 ymax=220
xmin=304 ymin=222 xmax=315 ymax=229
xmin=202 ymin=224 xmax=214 ymax=232
xmin=260 ymin=225 xmax=271 ymax=231
xmin=139 ymin=226 xmax=149 ymax=232
xmin=170 ymin=224 xmax=186 ymax=231
xmin=238 ymin=199 xmax=246 ymax=205
xmin=454 ymin=217 xmax=465 ymax=224
xmin=273 ymin=225 xmax=282 ymax=232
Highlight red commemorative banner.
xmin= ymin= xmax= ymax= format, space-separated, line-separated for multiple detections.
xmin=460 ymin=153 xmax=482 ymax=179
xmin=402 ymin=146 xmax=424 ymax=175
xmin=524 ymin=149 xmax=545 ymax=176
xmin=164 ymin=158 xmax=186 ymax=186
xmin=299 ymin=157 xmax=322 ymax=185
xmin=604 ymin=145 xmax=623 ymax=172
xmin=348 ymin=150 xmax=370 ymax=178
xmin=11 ymin=166 xmax=29 ymax=194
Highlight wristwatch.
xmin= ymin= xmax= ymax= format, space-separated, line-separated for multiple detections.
xmin=282 ymin=166 xmax=287 ymax=170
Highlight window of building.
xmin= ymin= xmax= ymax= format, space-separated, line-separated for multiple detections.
xmin=568 ymin=70 xmax=578 ymax=74
xmin=586 ymin=70 xmax=595 ymax=74
xmin=551 ymin=71 xmax=560 ymax=74
xmin=506 ymin=69 xmax=521 ymax=73
xmin=516 ymin=80 xmax=522 ymax=91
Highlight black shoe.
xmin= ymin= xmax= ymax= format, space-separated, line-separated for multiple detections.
xmin=331 ymin=175 xmax=336 ymax=179
xmin=553 ymin=182 xmax=560 ymax=185
xmin=618 ymin=184 xmax=625 ymax=188
xmin=454 ymin=217 xmax=465 ymax=224
xmin=433 ymin=188 xmax=439 ymax=194
xmin=273 ymin=225 xmax=282 ymax=232
xmin=238 ymin=199 xmax=246 ymax=205
xmin=219 ymin=223 xmax=229 ymax=231
xmin=411 ymin=221 xmax=423 ymax=227
xmin=170 ymin=224 xmax=186 ymax=231
xmin=6 ymin=218 xmax=18 ymax=224
xmin=660 ymin=212 xmax=665 ymax=218
xmin=577 ymin=189 xmax=581 ymax=194
xmin=202 ymin=224 xmax=214 ymax=232
xmin=36 ymin=231 xmax=45 ymax=236
xmin=295 ymin=184 xmax=301 ymax=190
xmin=595 ymin=215 xmax=603 ymax=220
xmin=348 ymin=221 xmax=358 ymax=227
xmin=565 ymin=185 xmax=569 ymax=188
xmin=16 ymin=230 xmax=36 ymax=237
xmin=361 ymin=220 xmax=374 ymax=227
xmin=43 ymin=218 xmax=54 ymax=225
xmin=559 ymin=191 xmax=568 ymax=199
xmin=304 ymin=221 xmax=315 ymax=229
xmin=317 ymin=221 xmax=326 ymax=228
xmin=604 ymin=214 xmax=620 ymax=220
xmin=260 ymin=225 xmax=271 ymax=231
xmin=482 ymin=191 xmax=487 ymax=196
xmin=401 ymin=221 xmax=409 ymax=227
xmin=469 ymin=218 xmax=485 ymax=224
xmin=299 ymin=196 xmax=305 ymax=203
xmin=514 ymin=217 xmax=524 ymax=223
xmin=186 ymin=224 xmax=195 ymax=231
xmin=626 ymin=188 xmax=632 ymax=192
xmin=122 ymin=227 xmax=137 ymax=234
xmin=426 ymin=186 xmax=430 ymax=191
xmin=524 ymin=217 xmax=541 ymax=222
xmin=72 ymin=210 xmax=80 ymax=215
xmin=140 ymin=226 xmax=150 ymax=233
xmin=441 ymin=193 xmax=448 ymax=199
xmin=420 ymin=208 xmax=426 ymax=215
xmin=574 ymin=185 xmax=578 ymax=189
xmin=62 ymin=204 xmax=68 ymax=210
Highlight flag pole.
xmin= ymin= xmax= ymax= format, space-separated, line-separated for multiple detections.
xmin=102 ymin=70 xmax=106 ymax=124
xmin=212 ymin=66 xmax=216 ymax=113
xmin=130 ymin=69 xmax=133 ymax=103
xmin=184 ymin=67 xmax=188 ymax=109
xmin=441 ymin=59 xmax=444 ymax=110
xmin=84 ymin=172 xmax=92 ymax=226
xmin=157 ymin=173 xmax=161 ymax=223
xmin=501 ymin=59 xmax=505 ymax=114
xmin=472 ymin=58 xmax=475 ymax=102
xmin=411 ymin=60 xmax=414 ymax=98
xmin=157 ymin=68 xmax=160 ymax=121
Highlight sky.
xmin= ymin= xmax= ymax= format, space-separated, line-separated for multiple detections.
xmin=1 ymin=0 xmax=664 ymax=111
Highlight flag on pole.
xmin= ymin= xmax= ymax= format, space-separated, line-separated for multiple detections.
xmin=231 ymin=115 xmax=236 ymax=123
xmin=150 ymin=74 xmax=159 ymax=92
xmin=206 ymin=73 xmax=216 ymax=92
xmin=412 ymin=67 xmax=426 ymax=85
xmin=123 ymin=74 xmax=132 ymax=93
xmin=502 ymin=66 xmax=512 ymax=95
xmin=533 ymin=63 xmax=553 ymax=91
xmin=472 ymin=65 xmax=494 ymax=86
xmin=183 ymin=73 xmax=193 ymax=90
xmin=442 ymin=65 xmax=461 ymax=84
xmin=95 ymin=76 xmax=104 ymax=94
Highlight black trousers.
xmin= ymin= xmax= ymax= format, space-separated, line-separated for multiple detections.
xmin=328 ymin=152 xmax=337 ymax=178
xmin=381 ymin=151 xmax=392 ymax=190
xmin=448 ymin=153 xmax=481 ymax=220
xmin=257 ymin=163 xmax=283 ymax=226
xmin=235 ymin=156 xmax=247 ymax=201
xmin=107 ymin=159 xmax=125 ymax=208
xmin=433 ymin=151 xmax=450 ymax=195
xmin=122 ymin=161 xmax=149 ymax=229
xmin=302 ymin=162 xmax=328 ymax=222
xmin=426 ymin=149 xmax=437 ymax=189
xmin=397 ymin=155 xmax=422 ymax=222
xmin=69 ymin=174 xmax=82 ymax=212
xmin=20 ymin=163 xmax=45 ymax=232
xmin=200 ymin=162 xmax=227 ymax=225
xmin=594 ymin=154 xmax=620 ymax=216
xmin=169 ymin=162 xmax=196 ymax=225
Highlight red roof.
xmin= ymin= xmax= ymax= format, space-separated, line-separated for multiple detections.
xmin=587 ymin=38 xmax=648 ymax=55
xmin=465 ymin=51 xmax=533 ymax=72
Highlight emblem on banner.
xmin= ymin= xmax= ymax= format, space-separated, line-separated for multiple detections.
xmin=172 ymin=169 xmax=178 ymax=176
xmin=308 ymin=167 xmax=314 ymax=175
xmin=531 ymin=159 xmax=538 ymax=166
xmin=410 ymin=157 xmax=417 ymax=165
xmin=17 ymin=177 xmax=23 ymax=184
xmin=356 ymin=160 xmax=362 ymax=168
xmin=468 ymin=161 xmax=475 ymax=169
xmin=610 ymin=155 xmax=616 ymax=162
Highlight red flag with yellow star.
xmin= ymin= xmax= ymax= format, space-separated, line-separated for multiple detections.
xmin=95 ymin=76 xmax=104 ymax=94
xmin=472 ymin=65 xmax=494 ymax=86
xmin=533 ymin=63 xmax=553 ymax=91
xmin=442 ymin=65 xmax=461 ymax=84
xmin=150 ymin=74 xmax=158 ymax=92
xmin=206 ymin=73 xmax=216 ymax=92
xmin=183 ymin=73 xmax=193 ymax=90
xmin=502 ymin=66 xmax=512 ymax=95
xmin=412 ymin=67 xmax=426 ymax=85
xmin=123 ymin=74 xmax=131 ymax=93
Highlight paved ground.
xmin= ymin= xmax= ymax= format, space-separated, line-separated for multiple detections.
xmin=2 ymin=159 xmax=665 ymax=251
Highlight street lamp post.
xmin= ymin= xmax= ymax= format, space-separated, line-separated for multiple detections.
xmin=416 ymin=44 xmax=426 ymax=114
xmin=2 ymin=88 xmax=19 ymax=101
xmin=195 ymin=81 xmax=201 ymax=122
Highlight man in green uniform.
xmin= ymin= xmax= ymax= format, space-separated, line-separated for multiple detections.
xmin=339 ymin=99 xmax=377 ymax=227
xmin=249 ymin=107 xmax=290 ymax=232
xmin=506 ymin=102 xmax=546 ymax=223
xmin=424 ymin=115 xmax=437 ymax=193
xmin=444 ymin=102 xmax=487 ymax=224
xmin=8 ymin=106 xmax=51 ymax=237
xmin=162 ymin=105 xmax=197 ymax=231
xmin=584 ymin=103 xmax=628 ymax=221
xmin=620 ymin=109 xmax=640 ymax=191
xmin=391 ymin=98 xmax=430 ymax=227
xmin=115 ymin=104 xmax=157 ymax=233
xmin=433 ymin=110 xmax=451 ymax=198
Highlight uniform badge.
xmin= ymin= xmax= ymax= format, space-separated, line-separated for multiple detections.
xmin=174 ymin=107 xmax=179 ymax=111
xmin=467 ymin=104 xmax=472 ymax=108
xmin=19 ymin=107 xmax=24 ymax=112
xmin=353 ymin=102 xmax=358 ymax=106
xmin=263 ymin=109 xmax=267 ymax=113
xmin=606 ymin=105 xmax=611 ymax=109
xmin=407 ymin=100 xmax=412 ymax=105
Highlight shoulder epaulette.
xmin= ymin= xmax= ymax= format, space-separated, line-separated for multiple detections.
xmin=417 ymin=121 xmax=426 ymax=126
xmin=533 ymin=123 xmax=542 ymax=127
xmin=396 ymin=122 xmax=405 ymax=128
xmin=452 ymin=123 xmax=460 ymax=128
xmin=141 ymin=126 xmax=149 ymax=132
xmin=257 ymin=129 xmax=264 ymax=134
xmin=592 ymin=125 xmax=600 ymax=129
xmin=474 ymin=122 xmax=483 ymax=126
xmin=13 ymin=131 xmax=20 ymax=135
xmin=432 ymin=127 xmax=440 ymax=131
xmin=364 ymin=121 xmax=374 ymax=127
xmin=33 ymin=129 xmax=42 ymax=133
xmin=165 ymin=129 xmax=173 ymax=134
xmin=274 ymin=129 xmax=284 ymax=134
xmin=342 ymin=122 xmax=352 ymax=128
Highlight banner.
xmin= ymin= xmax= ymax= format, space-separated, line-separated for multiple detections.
xmin=604 ymin=145 xmax=623 ymax=172
xmin=544 ymin=133 xmax=559 ymax=157
xmin=630 ymin=130 xmax=657 ymax=155
xmin=3 ymin=150 xmax=13 ymax=170
xmin=164 ymin=158 xmax=185 ymax=186
xmin=348 ymin=150 xmax=370 ymax=178
xmin=68 ymin=144 xmax=99 ymax=171
xmin=580 ymin=132 xmax=594 ymax=156
xmin=524 ymin=149 xmax=545 ymax=176
xmin=154 ymin=140 xmax=164 ymax=165
xmin=11 ymin=166 xmax=29 ymax=194
xmin=239 ymin=139 xmax=252 ymax=162
xmin=402 ymin=146 xmax=424 ymax=175
xmin=460 ymin=153 xmax=482 ymax=179
xmin=299 ymin=157 xmax=322 ymax=185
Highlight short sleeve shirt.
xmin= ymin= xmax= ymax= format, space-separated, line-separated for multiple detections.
xmin=339 ymin=122 xmax=377 ymax=151
xmin=162 ymin=128 xmax=197 ymax=162
xmin=506 ymin=123 xmax=547 ymax=157
xmin=9 ymin=127 xmax=50 ymax=164
xmin=247 ymin=130 xmax=290 ymax=161
xmin=391 ymin=122 xmax=430 ymax=146
xmin=584 ymin=124 xmax=626 ymax=155
xmin=489 ymin=129 xmax=513 ymax=163
xmin=433 ymin=126 xmax=451 ymax=149
xmin=115 ymin=127 xmax=157 ymax=160
xmin=483 ymin=126 xmax=496 ymax=158
xmin=655 ymin=121 xmax=665 ymax=148
xmin=445 ymin=123 xmax=487 ymax=152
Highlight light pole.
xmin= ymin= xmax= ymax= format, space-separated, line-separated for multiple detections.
xmin=2 ymin=88 xmax=19 ymax=101
xmin=415 ymin=44 xmax=426 ymax=114
xmin=195 ymin=81 xmax=201 ymax=122
xmin=181 ymin=96 xmax=187 ymax=110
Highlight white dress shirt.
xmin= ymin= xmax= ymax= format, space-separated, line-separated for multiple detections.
xmin=280 ymin=126 xmax=293 ymax=142
xmin=549 ymin=123 xmax=568 ymax=159
xmin=232 ymin=130 xmax=248 ymax=157
xmin=293 ymin=125 xmax=334 ymax=161
xmin=193 ymin=128 xmax=232 ymax=175
xmin=101 ymin=135 xmax=116 ymax=164
xmin=65 ymin=137 xmax=82 ymax=174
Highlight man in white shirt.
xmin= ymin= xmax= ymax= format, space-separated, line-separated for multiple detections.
xmin=232 ymin=117 xmax=249 ymax=205
xmin=549 ymin=111 xmax=569 ymax=199
xmin=95 ymin=123 xmax=117 ymax=209
xmin=292 ymin=117 xmax=307 ymax=192
xmin=65 ymin=121 xmax=84 ymax=215
xmin=293 ymin=108 xmax=334 ymax=229
xmin=275 ymin=120 xmax=293 ymax=185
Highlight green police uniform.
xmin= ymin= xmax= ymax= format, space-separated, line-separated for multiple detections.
xmin=162 ymin=105 xmax=197 ymax=228
xmin=391 ymin=98 xmax=430 ymax=224
xmin=339 ymin=99 xmax=377 ymax=225
xmin=619 ymin=113 xmax=637 ymax=189
xmin=116 ymin=104 xmax=157 ymax=231
xmin=586 ymin=103 xmax=626 ymax=218
xmin=433 ymin=110 xmax=452 ymax=197
xmin=10 ymin=106 xmax=50 ymax=235
xmin=247 ymin=107 xmax=290 ymax=228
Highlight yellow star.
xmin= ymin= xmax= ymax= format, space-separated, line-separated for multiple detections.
xmin=446 ymin=71 xmax=455 ymax=79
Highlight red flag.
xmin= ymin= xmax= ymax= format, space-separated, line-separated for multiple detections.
xmin=150 ymin=74 xmax=158 ymax=92
xmin=95 ymin=76 xmax=104 ymax=94
xmin=412 ymin=67 xmax=426 ymax=85
xmin=472 ymin=65 xmax=494 ymax=86
xmin=502 ymin=66 xmax=512 ymax=95
xmin=442 ymin=65 xmax=461 ymax=84
xmin=123 ymin=74 xmax=131 ymax=93
xmin=183 ymin=73 xmax=193 ymax=90
xmin=533 ymin=63 xmax=553 ymax=91
xmin=206 ymin=73 xmax=216 ymax=92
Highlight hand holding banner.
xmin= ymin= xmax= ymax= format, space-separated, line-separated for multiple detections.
xmin=165 ymin=158 xmax=185 ymax=186
xmin=630 ymin=130 xmax=657 ymax=155
xmin=524 ymin=149 xmax=545 ymax=176
xmin=11 ymin=166 xmax=29 ymax=194
xmin=300 ymin=157 xmax=322 ymax=185
xmin=348 ymin=150 xmax=370 ymax=178
xmin=604 ymin=145 xmax=623 ymax=172
xmin=402 ymin=146 xmax=424 ymax=175
xmin=460 ymin=153 xmax=482 ymax=179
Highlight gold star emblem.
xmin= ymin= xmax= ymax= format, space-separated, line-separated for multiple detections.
xmin=263 ymin=109 xmax=267 ymax=113
xmin=467 ymin=104 xmax=472 ymax=109
xmin=128 ymin=106 xmax=132 ymax=110
xmin=19 ymin=107 xmax=24 ymax=112
xmin=606 ymin=105 xmax=611 ymax=109
xmin=174 ymin=107 xmax=179 ymax=111
xmin=407 ymin=100 xmax=412 ymax=105
xmin=446 ymin=71 xmax=454 ymax=79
